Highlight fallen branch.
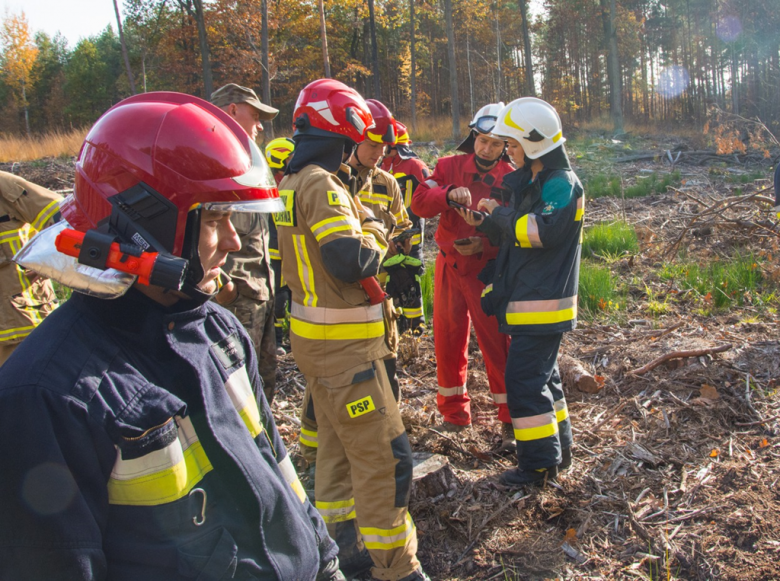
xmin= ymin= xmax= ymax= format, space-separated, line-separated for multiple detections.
xmin=629 ymin=344 xmax=731 ymax=376
xmin=734 ymin=414 xmax=780 ymax=427
xmin=559 ymin=354 xmax=603 ymax=393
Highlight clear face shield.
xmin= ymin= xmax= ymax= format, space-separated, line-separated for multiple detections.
xmin=472 ymin=115 xmax=498 ymax=135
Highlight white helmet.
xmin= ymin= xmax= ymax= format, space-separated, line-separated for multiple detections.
xmin=469 ymin=102 xmax=505 ymax=137
xmin=492 ymin=97 xmax=565 ymax=159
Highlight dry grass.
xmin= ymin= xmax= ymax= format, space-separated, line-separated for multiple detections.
xmin=407 ymin=115 xmax=468 ymax=144
xmin=0 ymin=129 xmax=87 ymax=162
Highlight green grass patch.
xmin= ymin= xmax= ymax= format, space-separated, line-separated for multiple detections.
xmin=578 ymin=260 xmax=623 ymax=320
xmin=584 ymin=172 xmax=622 ymax=198
xmin=660 ymin=253 xmax=769 ymax=311
xmin=582 ymin=221 xmax=639 ymax=258
xmin=624 ymin=170 xmax=681 ymax=198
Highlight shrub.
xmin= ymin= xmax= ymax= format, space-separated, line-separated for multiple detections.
xmin=582 ymin=221 xmax=639 ymax=258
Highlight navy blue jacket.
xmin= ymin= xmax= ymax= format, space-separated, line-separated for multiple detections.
xmin=0 ymin=289 xmax=337 ymax=580
xmin=479 ymin=164 xmax=584 ymax=335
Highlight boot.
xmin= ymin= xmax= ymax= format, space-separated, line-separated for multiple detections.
xmin=339 ymin=548 xmax=374 ymax=579
xmin=559 ymin=446 xmax=572 ymax=471
xmin=498 ymin=422 xmax=515 ymax=453
xmin=498 ymin=465 xmax=558 ymax=488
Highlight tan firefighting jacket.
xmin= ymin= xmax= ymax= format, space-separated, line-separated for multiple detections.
xmin=0 ymin=172 xmax=61 ymax=345
xmin=275 ymin=164 xmax=390 ymax=378
xmin=352 ymin=166 xmax=413 ymax=239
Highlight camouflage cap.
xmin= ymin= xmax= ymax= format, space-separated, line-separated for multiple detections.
xmin=210 ymin=83 xmax=279 ymax=120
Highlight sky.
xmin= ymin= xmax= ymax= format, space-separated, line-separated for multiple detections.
xmin=2 ymin=0 xmax=118 ymax=47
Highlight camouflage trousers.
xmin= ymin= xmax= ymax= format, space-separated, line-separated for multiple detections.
xmin=226 ymin=295 xmax=277 ymax=403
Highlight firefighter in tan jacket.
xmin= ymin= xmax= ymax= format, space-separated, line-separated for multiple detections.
xmin=276 ymin=80 xmax=429 ymax=581
xmin=298 ymin=99 xmax=413 ymax=467
xmin=0 ymin=172 xmax=61 ymax=365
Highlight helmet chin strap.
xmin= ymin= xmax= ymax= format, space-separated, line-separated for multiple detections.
xmin=474 ymin=154 xmax=500 ymax=173
xmin=177 ymin=208 xmax=217 ymax=305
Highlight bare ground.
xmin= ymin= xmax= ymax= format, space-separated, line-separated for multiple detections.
xmin=8 ymin=142 xmax=780 ymax=580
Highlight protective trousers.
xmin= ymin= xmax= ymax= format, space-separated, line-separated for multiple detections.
xmin=434 ymin=252 xmax=510 ymax=425
xmin=227 ymin=296 xmax=277 ymax=403
xmin=308 ymin=359 xmax=420 ymax=580
xmin=506 ymin=333 xmax=573 ymax=470
xmin=298 ymin=357 xmax=400 ymax=466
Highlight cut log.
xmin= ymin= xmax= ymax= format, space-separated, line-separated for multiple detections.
xmin=559 ymin=354 xmax=602 ymax=394
xmin=411 ymin=452 xmax=459 ymax=502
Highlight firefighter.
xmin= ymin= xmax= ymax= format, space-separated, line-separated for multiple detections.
xmin=380 ymin=122 xmax=431 ymax=333
xmin=265 ymin=137 xmax=296 ymax=356
xmin=296 ymin=99 xmax=414 ymax=471
xmin=275 ymin=79 xmax=429 ymax=581
xmin=0 ymin=92 xmax=344 ymax=579
xmin=411 ymin=103 xmax=514 ymax=448
xmin=461 ymin=97 xmax=581 ymax=486
xmin=211 ymin=83 xmax=280 ymax=402
xmin=0 ymin=172 xmax=61 ymax=365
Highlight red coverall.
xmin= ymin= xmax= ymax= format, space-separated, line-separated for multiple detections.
xmin=411 ymin=153 xmax=513 ymax=425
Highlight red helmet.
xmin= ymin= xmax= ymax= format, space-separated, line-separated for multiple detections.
xmin=293 ymin=79 xmax=374 ymax=143
xmin=365 ymin=99 xmax=397 ymax=145
xmin=395 ymin=121 xmax=412 ymax=145
xmin=62 ymin=91 xmax=280 ymax=258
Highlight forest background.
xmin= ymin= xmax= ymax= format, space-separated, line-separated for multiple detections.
xmin=0 ymin=0 xmax=778 ymax=143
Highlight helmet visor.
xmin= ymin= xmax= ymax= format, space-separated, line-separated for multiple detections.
xmin=472 ymin=115 xmax=498 ymax=135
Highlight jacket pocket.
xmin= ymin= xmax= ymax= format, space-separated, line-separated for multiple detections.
xmin=177 ymin=527 xmax=238 ymax=580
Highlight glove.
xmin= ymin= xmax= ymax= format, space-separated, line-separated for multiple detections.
xmin=383 ymin=254 xmax=422 ymax=306
xmin=316 ymin=557 xmax=347 ymax=581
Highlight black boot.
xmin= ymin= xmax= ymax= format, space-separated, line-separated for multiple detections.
xmin=559 ymin=446 xmax=572 ymax=471
xmin=339 ymin=548 xmax=374 ymax=579
xmin=499 ymin=465 xmax=558 ymax=487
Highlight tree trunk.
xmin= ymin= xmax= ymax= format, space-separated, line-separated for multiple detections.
xmin=193 ymin=0 xmax=212 ymax=98
xmin=443 ymin=0 xmax=460 ymax=140
xmin=495 ymin=5 xmax=501 ymax=102
xmin=410 ymin=0 xmax=417 ymax=131
xmin=318 ymin=0 xmax=331 ymax=78
xmin=368 ymin=0 xmax=381 ymax=98
xmin=113 ymin=0 xmax=136 ymax=95
xmin=261 ymin=0 xmax=273 ymax=137
xmin=466 ymin=31 xmax=474 ymax=116
xmin=518 ymin=0 xmax=535 ymax=96
xmin=600 ymin=0 xmax=623 ymax=134
xmin=21 ymin=81 xmax=30 ymax=138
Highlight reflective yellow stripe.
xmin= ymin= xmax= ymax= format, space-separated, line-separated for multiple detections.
xmin=481 ymin=283 xmax=493 ymax=298
xmin=554 ymin=400 xmax=569 ymax=423
xmin=403 ymin=179 xmax=413 ymax=208
xmin=316 ymin=498 xmax=357 ymax=523
xmin=359 ymin=191 xmax=393 ymax=206
xmin=505 ymin=296 xmax=577 ymax=326
xmin=311 ymin=215 xmax=355 ymax=242
xmin=402 ymin=306 xmax=423 ymax=318
xmin=0 ymin=231 xmax=21 ymax=243
xmin=224 ymin=366 xmax=263 ymax=439
xmin=411 ymin=234 xmax=422 ymax=245
xmin=31 ymin=199 xmax=60 ymax=231
xmin=512 ymin=413 xmax=558 ymax=442
xmin=364 ymin=230 xmax=387 ymax=253
xmin=360 ymin=513 xmax=414 ymax=550
xmin=0 ymin=325 xmax=36 ymax=341
xmin=514 ymin=214 xmax=542 ymax=248
xmin=293 ymin=235 xmax=317 ymax=307
xmin=300 ymin=427 xmax=319 ymax=448
xmin=438 ymin=384 xmax=467 ymax=397
xmin=107 ymin=417 xmax=212 ymax=506
xmin=278 ymin=456 xmax=307 ymax=503
xmin=575 ymin=195 xmax=584 ymax=222
xmin=492 ymin=392 xmax=508 ymax=404
xmin=291 ymin=318 xmax=385 ymax=341
xmin=8 ymin=237 xmax=42 ymax=325
xmin=269 ymin=248 xmax=281 ymax=260
xmin=291 ymin=302 xmax=383 ymax=324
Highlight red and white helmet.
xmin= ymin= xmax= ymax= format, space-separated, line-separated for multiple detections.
xmin=292 ymin=79 xmax=374 ymax=143
xmin=62 ymin=91 xmax=281 ymax=258
xmin=395 ymin=121 xmax=412 ymax=145
xmin=365 ymin=99 xmax=397 ymax=145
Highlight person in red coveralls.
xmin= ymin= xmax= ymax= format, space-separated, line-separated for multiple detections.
xmin=380 ymin=123 xmax=430 ymax=333
xmin=411 ymin=103 xmax=515 ymax=449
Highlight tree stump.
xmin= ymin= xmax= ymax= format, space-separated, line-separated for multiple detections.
xmin=411 ymin=452 xmax=459 ymax=502
xmin=559 ymin=354 xmax=602 ymax=394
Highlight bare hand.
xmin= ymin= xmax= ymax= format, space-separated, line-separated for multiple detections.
xmin=477 ymin=198 xmax=500 ymax=214
xmin=453 ymin=237 xmax=484 ymax=256
xmin=215 ymin=280 xmax=238 ymax=305
xmin=447 ymin=187 xmax=472 ymax=206
xmin=454 ymin=207 xmax=483 ymax=227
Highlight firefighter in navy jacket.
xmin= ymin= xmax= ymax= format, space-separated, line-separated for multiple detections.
xmin=459 ymin=97 xmax=583 ymax=487
xmin=0 ymin=93 xmax=342 ymax=580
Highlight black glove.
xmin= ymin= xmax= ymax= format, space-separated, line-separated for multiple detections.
xmin=383 ymin=254 xmax=422 ymax=305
